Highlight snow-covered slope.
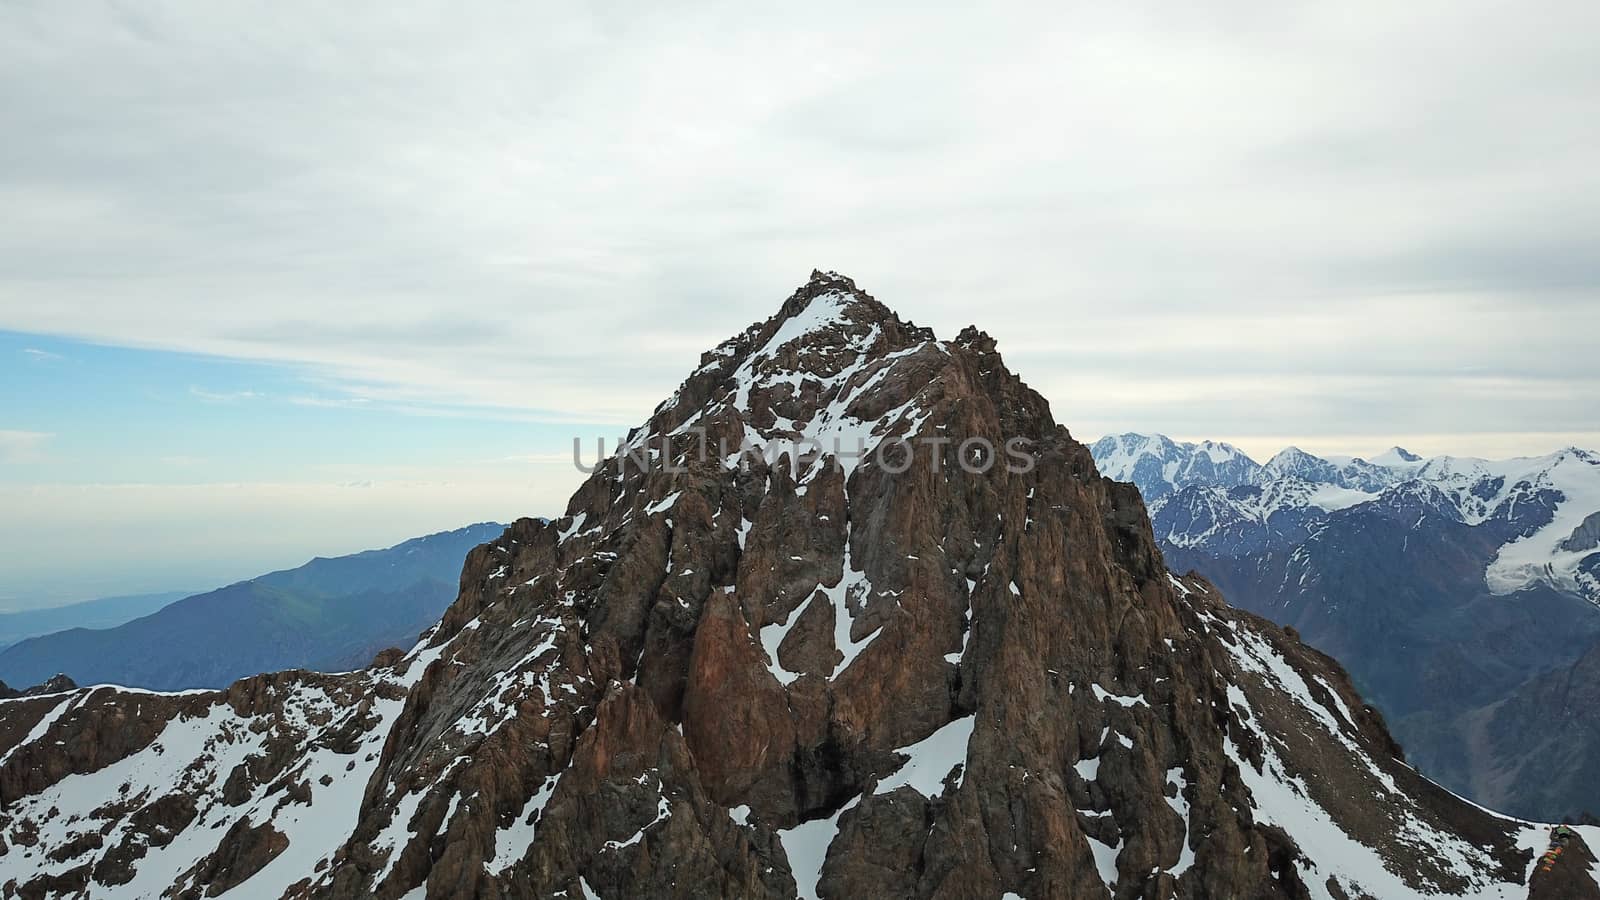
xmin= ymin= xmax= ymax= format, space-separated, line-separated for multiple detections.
xmin=1088 ymin=433 xmax=1262 ymax=501
xmin=0 ymin=664 xmax=421 ymax=898
xmin=1434 ymin=449 xmax=1600 ymax=599
xmin=1094 ymin=434 xmax=1600 ymax=605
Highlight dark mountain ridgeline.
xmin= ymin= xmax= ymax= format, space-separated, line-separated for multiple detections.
xmin=0 ymin=523 xmax=505 ymax=691
xmin=0 ymin=592 xmax=189 ymax=650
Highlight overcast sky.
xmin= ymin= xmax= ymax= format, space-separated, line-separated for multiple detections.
xmin=2 ymin=1 xmax=1597 ymax=605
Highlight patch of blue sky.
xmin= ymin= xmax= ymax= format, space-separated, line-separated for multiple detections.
xmin=0 ymin=330 xmax=610 ymax=486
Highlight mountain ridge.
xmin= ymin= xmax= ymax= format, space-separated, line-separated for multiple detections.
xmin=0 ymin=274 xmax=1590 ymax=899
xmin=1091 ymin=432 xmax=1600 ymax=605
xmin=0 ymin=592 xmax=190 ymax=650
xmin=0 ymin=523 xmax=507 ymax=691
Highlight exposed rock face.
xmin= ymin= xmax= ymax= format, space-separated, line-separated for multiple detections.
xmin=0 ymin=272 xmax=1586 ymax=899
xmin=0 ymin=674 xmax=77 ymax=701
xmin=1562 ymin=511 xmax=1600 ymax=554
xmin=0 ymin=665 xmax=415 ymax=899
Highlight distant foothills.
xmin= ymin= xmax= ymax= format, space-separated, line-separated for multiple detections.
xmin=0 ymin=591 xmax=192 ymax=649
xmin=1090 ymin=433 xmax=1600 ymax=821
xmin=0 ymin=522 xmax=508 ymax=693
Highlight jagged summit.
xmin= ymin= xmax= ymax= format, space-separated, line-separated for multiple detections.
xmin=0 ymin=276 xmax=1592 ymax=900
xmin=760 ymin=270 xmax=890 ymax=346
xmin=1091 ymin=432 xmax=1263 ymax=500
xmin=633 ymin=271 xmax=1025 ymax=500
xmin=0 ymin=672 xmax=76 ymax=699
xmin=1370 ymin=445 xmax=1424 ymax=466
xmin=704 ymin=269 xmax=928 ymax=363
xmin=779 ymin=269 xmax=879 ymax=317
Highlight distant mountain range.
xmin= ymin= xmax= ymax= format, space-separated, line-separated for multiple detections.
xmin=0 ymin=523 xmax=505 ymax=692
xmin=1091 ymin=432 xmax=1600 ymax=820
xmin=1093 ymin=433 xmax=1600 ymax=604
xmin=0 ymin=591 xmax=190 ymax=649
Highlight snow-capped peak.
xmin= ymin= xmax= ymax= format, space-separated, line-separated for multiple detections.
xmin=1370 ymin=446 xmax=1424 ymax=466
xmin=1088 ymin=432 xmax=1262 ymax=500
xmin=1197 ymin=439 xmax=1248 ymax=464
xmin=1260 ymin=447 xmax=1340 ymax=484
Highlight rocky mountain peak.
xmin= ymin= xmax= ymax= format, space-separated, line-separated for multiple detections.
xmin=0 ymin=275 xmax=1590 ymax=900
xmin=781 ymin=269 xmax=872 ymax=315
xmin=0 ymin=672 xmax=77 ymax=700
xmin=1266 ymin=446 xmax=1313 ymax=465
xmin=954 ymin=324 xmax=998 ymax=354
xmin=1260 ymin=446 xmax=1334 ymax=479
xmin=657 ymin=271 xmax=941 ymax=457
